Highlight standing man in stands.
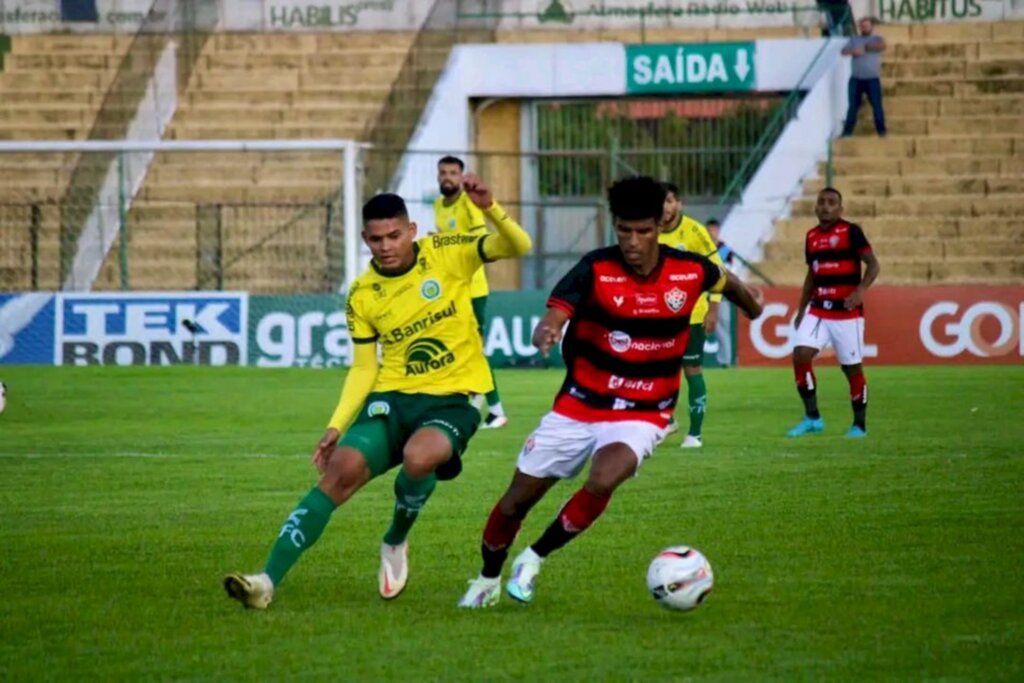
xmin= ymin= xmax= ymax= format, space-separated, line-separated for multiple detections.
xmin=841 ymin=17 xmax=887 ymax=138
xmin=434 ymin=156 xmax=508 ymax=429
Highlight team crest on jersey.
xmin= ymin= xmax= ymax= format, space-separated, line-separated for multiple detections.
xmin=421 ymin=278 xmax=442 ymax=301
xmin=372 ymin=283 xmax=387 ymax=300
xmin=829 ymin=234 xmax=840 ymax=247
xmin=664 ymin=287 xmax=687 ymax=312
xmin=367 ymin=401 xmax=391 ymax=417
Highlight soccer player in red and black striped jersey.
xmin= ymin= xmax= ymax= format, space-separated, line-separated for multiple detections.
xmin=788 ymin=187 xmax=880 ymax=438
xmin=457 ymin=176 xmax=763 ymax=608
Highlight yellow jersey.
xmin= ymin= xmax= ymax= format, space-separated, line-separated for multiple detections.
xmin=346 ymin=233 xmax=493 ymax=396
xmin=434 ymin=192 xmax=489 ymax=298
xmin=658 ymin=215 xmax=725 ymax=325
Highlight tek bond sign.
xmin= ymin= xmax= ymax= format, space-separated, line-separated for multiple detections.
xmin=5 ymin=288 xmax=1019 ymax=367
xmin=738 ymin=286 xmax=1024 ymax=365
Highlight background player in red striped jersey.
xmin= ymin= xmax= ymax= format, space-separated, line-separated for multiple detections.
xmin=457 ymin=176 xmax=763 ymax=608
xmin=788 ymin=187 xmax=881 ymax=438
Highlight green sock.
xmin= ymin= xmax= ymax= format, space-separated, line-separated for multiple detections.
xmin=686 ymin=373 xmax=707 ymax=437
xmin=263 ymin=487 xmax=336 ymax=586
xmin=485 ymin=364 xmax=502 ymax=410
xmin=382 ymin=469 xmax=437 ymax=546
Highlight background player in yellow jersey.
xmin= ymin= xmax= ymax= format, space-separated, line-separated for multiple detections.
xmin=657 ymin=182 xmax=727 ymax=449
xmin=434 ymin=156 xmax=507 ymax=429
xmin=224 ymin=177 xmax=531 ymax=609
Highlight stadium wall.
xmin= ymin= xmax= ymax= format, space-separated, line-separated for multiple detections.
xmin=2 ymin=287 xmax=1022 ymax=367
xmin=2 ymin=0 xmax=1021 ymax=33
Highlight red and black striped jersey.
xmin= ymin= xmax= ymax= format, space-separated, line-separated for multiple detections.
xmin=805 ymin=221 xmax=872 ymax=320
xmin=547 ymin=245 xmax=725 ymax=427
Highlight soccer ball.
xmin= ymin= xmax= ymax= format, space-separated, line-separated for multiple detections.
xmin=646 ymin=545 xmax=714 ymax=611
xmin=0 ymin=381 xmax=5 ymax=414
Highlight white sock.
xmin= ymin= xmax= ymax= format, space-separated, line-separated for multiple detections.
xmin=488 ymin=401 xmax=505 ymax=417
xmin=470 ymin=394 xmax=486 ymax=410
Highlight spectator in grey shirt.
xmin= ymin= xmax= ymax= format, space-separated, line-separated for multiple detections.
xmin=841 ymin=17 xmax=887 ymax=137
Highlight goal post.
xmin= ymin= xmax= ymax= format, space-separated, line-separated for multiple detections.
xmin=0 ymin=138 xmax=366 ymax=297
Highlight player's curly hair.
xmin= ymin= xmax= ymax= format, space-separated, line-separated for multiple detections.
xmin=607 ymin=176 xmax=667 ymax=222
xmin=362 ymin=193 xmax=409 ymax=223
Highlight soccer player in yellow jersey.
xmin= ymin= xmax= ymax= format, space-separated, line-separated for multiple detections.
xmin=657 ymin=182 xmax=727 ymax=449
xmin=434 ymin=155 xmax=508 ymax=429
xmin=224 ymin=176 xmax=532 ymax=609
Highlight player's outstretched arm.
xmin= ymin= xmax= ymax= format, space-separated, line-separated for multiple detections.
xmin=462 ymin=173 xmax=532 ymax=260
xmin=313 ymin=343 xmax=379 ymax=472
xmin=721 ymin=271 xmax=764 ymax=320
xmin=532 ymin=307 xmax=570 ymax=358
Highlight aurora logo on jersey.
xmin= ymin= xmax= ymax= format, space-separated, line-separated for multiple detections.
xmin=421 ymin=279 xmax=442 ymax=301
xmin=381 ymin=300 xmax=457 ymax=344
xmin=404 ymin=337 xmax=456 ymax=376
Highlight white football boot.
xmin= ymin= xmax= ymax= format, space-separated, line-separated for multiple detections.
xmin=681 ymin=435 xmax=703 ymax=449
xmin=457 ymin=575 xmax=501 ymax=608
xmin=506 ymin=547 xmax=543 ymax=604
xmin=379 ymin=541 xmax=409 ymax=600
xmin=223 ymin=572 xmax=274 ymax=609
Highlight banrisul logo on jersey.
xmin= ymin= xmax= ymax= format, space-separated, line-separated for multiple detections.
xmin=404 ymin=337 xmax=455 ymax=376
xmin=56 ymin=293 xmax=248 ymax=366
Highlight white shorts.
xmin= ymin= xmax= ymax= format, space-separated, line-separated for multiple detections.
xmin=515 ymin=412 xmax=663 ymax=480
xmin=794 ymin=312 xmax=865 ymax=365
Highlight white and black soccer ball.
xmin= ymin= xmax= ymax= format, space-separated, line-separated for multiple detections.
xmin=0 ymin=381 xmax=6 ymax=414
xmin=646 ymin=545 xmax=714 ymax=611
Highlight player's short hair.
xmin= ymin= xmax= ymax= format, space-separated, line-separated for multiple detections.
xmin=362 ymin=193 xmax=408 ymax=224
xmin=819 ymin=186 xmax=843 ymax=202
xmin=437 ymin=155 xmax=465 ymax=170
xmin=608 ymin=176 xmax=667 ymax=222
xmin=706 ymin=217 xmax=721 ymax=227
xmin=660 ymin=181 xmax=680 ymax=198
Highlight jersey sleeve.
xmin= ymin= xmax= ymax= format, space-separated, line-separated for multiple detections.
xmin=694 ymin=254 xmax=727 ymax=294
xmin=850 ymin=223 xmax=873 ymax=255
xmin=346 ymin=286 xmax=378 ymax=344
xmin=547 ymin=256 xmax=594 ymax=316
xmin=432 ymin=234 xmax=487 ymax=280
xmin=464 ymin=200 xmax=487 ymax=233
xmin=686 ymin=220 xmax=720 ymax=259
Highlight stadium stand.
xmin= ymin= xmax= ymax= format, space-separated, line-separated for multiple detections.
xmin=762 ymin=21 xmax=1024 ymax=284
xmin=3 ymin=21 xmax=1022 ymax=292
xmin=0 ymin=34 xmax=135 ymax=290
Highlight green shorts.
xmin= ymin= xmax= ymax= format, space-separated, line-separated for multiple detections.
xmin=471 ymin=295 xmax=487 ymax=336
xmin=338 ymin=391 xmax=480 ymax=480
xmin=682 ymin=323 xmax=706 ymax=368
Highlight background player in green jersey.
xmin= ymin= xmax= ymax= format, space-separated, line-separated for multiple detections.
xmin=224 ymin=177 xmax=531 ymax=609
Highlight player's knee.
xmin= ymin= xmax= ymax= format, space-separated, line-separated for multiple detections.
xmin=841 ymin=362 xmax=863 ymax=377
xmin=320 ymin=449 xmax=370 ymax=504
xmin=683 ymin=365 xmax=702 ymax=377
xmin=401 ymin=447 xmax=447 ymax=479
xmin=793 ymin=346 xmax=816 ymax=364
xmin=498 ymin=488 xmax=535 ymax=519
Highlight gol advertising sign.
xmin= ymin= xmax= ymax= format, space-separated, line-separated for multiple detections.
xmin=739 ymin=286 xmax=1024 ymax=365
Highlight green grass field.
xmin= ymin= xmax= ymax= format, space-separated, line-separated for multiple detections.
xmin=1 ymin=365 xmax=1022 ymax=681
